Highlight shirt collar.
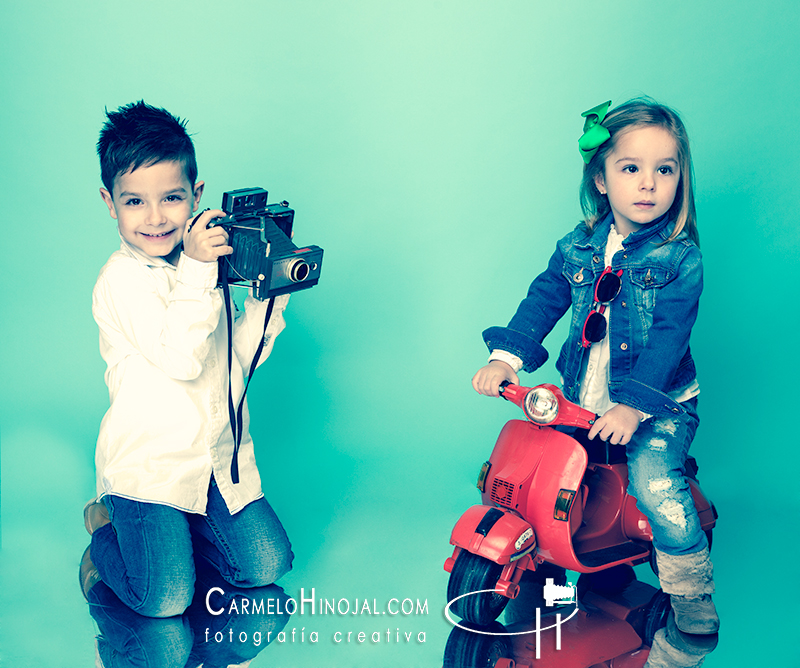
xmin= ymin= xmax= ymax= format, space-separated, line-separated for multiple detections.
xmin=118 ymin=234 xmax=178 ymax=269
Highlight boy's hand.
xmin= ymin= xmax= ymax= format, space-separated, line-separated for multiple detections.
xmin=182 ymin=209 xmax=234 ymax=263
xmin=472 ymin=360 xmax=519 ymax=397
xmin=588 ymin=404 xmax=641 ymax=445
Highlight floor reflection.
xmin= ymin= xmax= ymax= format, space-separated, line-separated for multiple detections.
xmin=86 ymin=555 xmax=290 ymax=668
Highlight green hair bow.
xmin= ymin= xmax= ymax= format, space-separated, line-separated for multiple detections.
xmin=578 ymin=100 xmax=612 ymax=164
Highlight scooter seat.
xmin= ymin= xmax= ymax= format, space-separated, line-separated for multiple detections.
xmin=572 ymin=429 xmax=628 ymax=465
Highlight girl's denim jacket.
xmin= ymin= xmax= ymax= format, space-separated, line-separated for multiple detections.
xmin=483 ymin=213 xmax=702 ymax=418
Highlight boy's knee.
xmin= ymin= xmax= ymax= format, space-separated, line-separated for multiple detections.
xmin=136 ymin=599 xmax=191 ymax=619
xmin=134 ymin=585 xmax=194 ymax=618
xmin=238 ymin=545 xmax=294 ymax=588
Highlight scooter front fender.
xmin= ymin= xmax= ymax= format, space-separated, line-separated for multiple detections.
xmin=448 ymin=505 xmax=536 ymax=566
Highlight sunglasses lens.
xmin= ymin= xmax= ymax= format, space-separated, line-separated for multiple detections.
xmin=583 ymin=312 xmax=607 ymax=343
xmin=595 ymin=273 xmax=622 ymax=303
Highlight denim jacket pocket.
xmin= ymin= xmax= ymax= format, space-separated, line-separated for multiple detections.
xmin=628 ymin=265 xmax=669 ymax=314
xmin=562 ymin=261 xmax=594 ymax=288
xmin=562 ymin=261 xmax=594 ymax=307
xmin=562 ymin=261 xmax=594 ymax=323
xmin=628 ymin=265 xmax=670 ymax=289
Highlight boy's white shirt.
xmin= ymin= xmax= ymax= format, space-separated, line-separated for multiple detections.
xmin=92 ymin=236 xmax=289 ymax=515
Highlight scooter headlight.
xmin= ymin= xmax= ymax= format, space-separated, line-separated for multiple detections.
xmin=523 ymin=387 xmax=559 ymax=424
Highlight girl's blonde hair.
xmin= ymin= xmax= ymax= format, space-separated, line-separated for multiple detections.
xmin=579 ymin=98 xmax=699 ymax=246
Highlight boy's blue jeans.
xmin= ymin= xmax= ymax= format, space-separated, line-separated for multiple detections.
xmin=625 ymin=396 xmax=708 ymax=556
xmin=90 ymin=477 xmax=293 ymax=618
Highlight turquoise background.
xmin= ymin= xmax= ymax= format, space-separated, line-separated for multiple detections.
xmin=1 ymin=1 xmax=797 ymax=666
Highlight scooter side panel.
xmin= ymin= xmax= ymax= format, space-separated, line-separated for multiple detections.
xmin=481 ymin=420 xmax=548 ymax=510
xmin=577 ymin=464 xmax=645 ymax=549
xmin=689 ymin=479 xmax=717 ymax=532
xmin=517 ymin=429 xmax=589 ymax=569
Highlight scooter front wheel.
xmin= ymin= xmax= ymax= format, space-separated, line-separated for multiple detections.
xmin=447 ymin=551 xmax=509 ymax=626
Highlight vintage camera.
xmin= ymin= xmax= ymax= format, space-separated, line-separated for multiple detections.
xmin=210 ymin=187 xmax=323 ymax=300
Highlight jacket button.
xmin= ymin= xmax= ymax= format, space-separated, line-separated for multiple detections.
xmin=671 ymin=407 xmax=680 ymax=413
xmin=593 ymin=256 xmax=600 ymax=263
xmin=620 ymin=343 xmax=628 ymax=350
xmin=621 ymin=301 xmax=627 ymax=307
xmin=623 ymin=254 xmax=628 ymax=259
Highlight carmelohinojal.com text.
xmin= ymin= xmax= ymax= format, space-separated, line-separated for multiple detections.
xmin=204 ymin=587 xmax=428 ymax=646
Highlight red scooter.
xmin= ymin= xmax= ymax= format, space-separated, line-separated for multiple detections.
xmin=444 ymin=382 xmax=717 ymax=627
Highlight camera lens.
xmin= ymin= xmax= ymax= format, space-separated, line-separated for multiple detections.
xmin=288 ymin=259 xmax=310 ymax=282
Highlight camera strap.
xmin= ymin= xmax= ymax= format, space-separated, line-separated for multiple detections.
xmin=220 ymin=271 xmax=275 ymax=484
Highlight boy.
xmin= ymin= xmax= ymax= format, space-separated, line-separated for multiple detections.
xmin=81 ymin=101 xmax=293 ymax=629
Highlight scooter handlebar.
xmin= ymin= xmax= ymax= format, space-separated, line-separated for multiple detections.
xmin=498 ymin=382 xmax=597 ymax=429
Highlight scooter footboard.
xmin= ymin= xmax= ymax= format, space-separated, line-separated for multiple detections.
xmin=448 ymin=505 xmax=536 ymax=565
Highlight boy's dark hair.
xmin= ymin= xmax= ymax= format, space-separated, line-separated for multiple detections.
xmin=97 ymin=100 xmax=197 ymax=193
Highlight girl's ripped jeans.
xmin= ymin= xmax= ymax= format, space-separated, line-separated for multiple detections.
xmin=625 ymin=396 xmax=708 ymax=556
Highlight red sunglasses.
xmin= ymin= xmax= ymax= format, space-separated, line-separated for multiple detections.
xmin=581 ymin=266 xmax=624 ymax=348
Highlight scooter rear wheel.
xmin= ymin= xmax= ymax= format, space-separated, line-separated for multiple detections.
xmin=447 ymin=551 xmax=510 ymax=626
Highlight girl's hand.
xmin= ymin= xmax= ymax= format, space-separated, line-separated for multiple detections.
xmin=182 ymin=209 xmax=234 ymax=263
xmin=472 ymin=360 xmax=519 ymax=397
xmin=588 ymin=404 xmax=641 ymax=445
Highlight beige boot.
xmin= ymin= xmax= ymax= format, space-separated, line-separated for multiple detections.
xmin=654 ymin=547 xmax=719 ymax=635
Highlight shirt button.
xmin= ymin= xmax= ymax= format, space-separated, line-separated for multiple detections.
xmin=620 ymin=343 xmax=628 ymax=350
xmin=208 ymin=358 xmax=216 ymax=368
xmin=211 ymin=405 xmax=218 ymax=415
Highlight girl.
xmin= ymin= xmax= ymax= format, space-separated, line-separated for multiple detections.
xmin=472 ymin=99 xmax=718 ymax=668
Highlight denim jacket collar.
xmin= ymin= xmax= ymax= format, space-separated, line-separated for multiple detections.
xmin=576 ymin=212 xmax=673 ymax=254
